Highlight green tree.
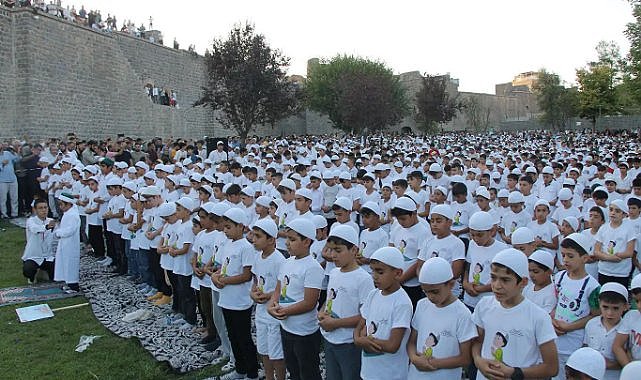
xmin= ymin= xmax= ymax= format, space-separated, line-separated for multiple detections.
xmin=305 ymin=55 xmax=409 ymax=134
xmin=461 ymin=95 xmax=493 ymax=132
xmin=194 ymin=23 xmax=301 ymax=141
xmin=532 ymin=69 xmax=578 ymax=130
xmin=414 ymin=74 xmax=462 ymax=134
xmin=576 ymin=41 xmax=623 ymax=125
xmin=624 ymin=0 xmax=641 ymax=107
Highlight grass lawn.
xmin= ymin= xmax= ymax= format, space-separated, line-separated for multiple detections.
xmin=0 ymin=220 xmax=220 ymax=380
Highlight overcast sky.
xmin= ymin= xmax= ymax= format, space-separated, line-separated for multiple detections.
xmin=78 ymin=0 xmax=634 ymax=94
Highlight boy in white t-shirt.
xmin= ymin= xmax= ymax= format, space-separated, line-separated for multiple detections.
xmin=268 ymin=218 xmax=324 ymax=380
xmin=523 ymin=250 xmax=557 ymax=313
xmin=472 ymin=248 xmax=559 ymax=380
xmin=408 ymin=257 xmax=477 ymax=380
xmin=527 ymin=199 xmax=560 ymax=256
xmin=416 ymin=204 xmax=465 ymax=297
xmin=354 ymin=247 xmax=413 ymax=380
xmin=593 ymin=199 xmax=636 ymax=288
xmin=250 ymin=218 xmax=286 ymax=380
xmin=625 ymin=196 xmax=641 ymax=276
xmin=584 ymin=282 xmax=628 ymax=380
xmin=319 ymin=225 xmax=374 ymax=380
xmin=212 ymin=208 xmax=259 ymax=380
xmin=498 ymin=191 xmax=531 ymax=245
xmin=613 ymin=273 xmax=641 ymax=366
xmin=358 ymin=201 xmax=389 ymax=274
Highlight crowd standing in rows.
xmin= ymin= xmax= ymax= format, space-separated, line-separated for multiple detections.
xmin=11 ymin=129 xmax=641 ymax=380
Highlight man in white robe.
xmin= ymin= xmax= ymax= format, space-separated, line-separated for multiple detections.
xmin=54 ymin=192 xmax=81 ymax=293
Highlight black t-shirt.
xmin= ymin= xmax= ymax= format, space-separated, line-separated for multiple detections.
xmin=115 ymin=150 xmax=132 ymax=164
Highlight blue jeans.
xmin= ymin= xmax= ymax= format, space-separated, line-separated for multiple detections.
xmin=124 ymin=240 xmax=138 ymax=276
xmin=137 ymin=248 xmax=153 ymax=287
xmin=323 ymin=339 xmax=361 ymax=380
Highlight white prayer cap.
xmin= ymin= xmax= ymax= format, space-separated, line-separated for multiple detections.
xmin=328 ymin=224 xmax=359 ymax=246
xmin=253 ymin=218 xmax=278 ymax=238
xmin=370 ymin=247 xmax=404 ymax=270
xmin=566 ymin=347 xmax=605 ymax=380
xmin=286 ymin=218 xmax=316 ymax=240
xmin=600 ymin=282 xmax=628 ymax=300
xmin=529 ymin=250 xmax=554 ymax=271
xmin=430 ymin=204 xmax=453 ymax=220
xmin=418 ymin=257 xmax=453 ymax=285
xmin=469 ymin=211 xmax=494 ymax=231
xmin=491 ymin=248 xmax=529 ymax=278
xmin=511 ymin=227 xmax=534 ymax=245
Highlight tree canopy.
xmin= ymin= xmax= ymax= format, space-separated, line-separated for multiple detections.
xmin=194 ymin=23 xmax=301 ymax=141
xmin=414 ymin=74 xmax=462 ymax=134
xmin=305 ymin=55 xmax=409 ymax=134
xmin=532 ymin=69 xmax=579 ymax=130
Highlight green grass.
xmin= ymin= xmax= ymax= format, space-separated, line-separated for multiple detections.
xmin=0 ymin=220 xmax=221 ymax=380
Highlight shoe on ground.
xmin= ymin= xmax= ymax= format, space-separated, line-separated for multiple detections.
xmin=99 ymin=257 xmax=113 ymax=266
xmin=170 ymin=317 xmax=187 ymax=326
xmin=27 ymin=278 xmax=35 ymax=285
xmin=137 ymin=282 xmax=149 ymax=290
xmin=212 ymin=355 xmax=229 ymax=366
xmin=64 ymin=288 xmax=79 ymax=294
xmin=220 ymin=360 xmax=235 ymax=372
xmin=179 ymin=322 xmax=195 ymax=330
xmin=200 ymin=334 xmax=218 ymax=345
xmin=153 ymin=295 xmax=171 ymax=305
xmin=146 ymin=291 xmax=163 ymax=301
xmin=203 ymin=342 xmax=221 ymax=352
xmin=61 ymin=285 xmax=70 ymax=291
xmin=217 ymin=370 xmax=243 ymax=380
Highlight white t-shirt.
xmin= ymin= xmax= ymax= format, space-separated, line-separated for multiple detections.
xmin=105 ymin=194 xmax=126 ymax=234
xmin=390 ymin=221 xmax=431 ymax=287
xmin=216 ymin=238 xmax=255 ymax=310
xmin=321 ymin=267 xmax=374 ymax=344
xmin=251 ymin=249 xmax=286 ymax=324
xmin=616 ymin=309 xmax=641 ymax=360
xmin=408 ymin=298 xmax=477 ymax=380
xmin=450 ymin=200 xmax=475 ymax=239
xmin=463 ymin=239 xmax=509 ymax=308
xmin=553 ymin=270 xmax=600 ymax=354
xmin=523 ymin=282 xmax=556 ymax=313
xmin=171 ymin=220 xmax=196 ymax=276
xmin=418 ymin=234 xmax=465 ymax=296
xmin=85 ymin=190 xmax=101 ymax=226
xmin=359 ymin=227 xmax=389 ymax=274
xmin=275 ymin=200 xmax=297 ymax=251
xmin=191 ymin=229 xmax=218 ymax=288
xmin=160 ymin=221 xmax=178 ymax=270
xmin=526 ymin=220 xmax=560 ymax=256
xmin=596 ymin=220 xmax=636 ymax=277
xmin=360 ymin=288 xmax=413 ymax=380
xmin=277 ymin=254 xmax=324 ymax=335
xmin=584 ymin=316 xmax=622 ymax=380
xmin=501 ymin=210 xmax=531 ymax=239
xmin=472 ymin=296 xmax=557 ymax=380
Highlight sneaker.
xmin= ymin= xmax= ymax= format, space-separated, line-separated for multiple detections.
xmin=61 ymin=285 xmax=70 ymax=291
xmin=145 ymin=289 xmax=159 ymax=299
xmin=170 ymin=317 xmax=187 ymax=326
xmin=63 ymin=288 xmax=79 ymax=294
xmin=179 ymin=322 xmax=195 ymax=330
xmin=212 ymin=355 xmax=229 ymax=366
xmin=137 ymin=282 xmax=149 ymax=290
xmin=99 ymin=257 xmax=113 ymax=266
xmin=220 ymin=360 xmax=235 ymax=373
xmin=96 ymin=257 xmax=109 ymax=263
xmin=217 ymin=370 xmax=243 ymax=380
xmin=27 ymin=279 xmax=35 ymax=285
xmin=153 ymin=295 xmax=171 ymax=306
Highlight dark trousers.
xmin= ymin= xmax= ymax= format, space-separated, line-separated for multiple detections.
xmin=88 ymin=224 xmax=105 ymax=257
xmin=149 ymin=249 xmax=171 ymax=295
xmin=79 ymin=215 xmax=88 ymax=244
xmin=198 ymin=286 xmax=217 ymax=337
xmin=107 ymin=232 xmax=126 ymax=274
xmin=280 ymin=328 xmax=322 ymax=380
xmin=598 ymin=273 xmax=631 ymax=288
xmin=17 ymin=176 xmax=30 ymax=215
xmin=23 ymin=259 xmax=55 ymax=282
xmin=167 ymin=270 xmax=179 ymax=313
xmin=174 ymin=273 xmax=197 ymax=325
xmin=403 ymin=285 xmax=424 ymax=311
xmin=222 ymin=307 xmax=259 ymax=378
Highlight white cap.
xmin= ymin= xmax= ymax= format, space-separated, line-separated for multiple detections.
xmin=525 ymin=166 xmax=537 ymax=174
xmin=278 ymin=179 xmax=296 ymax=191
xmin=497 ymin=189 xmax=510 ymax=198
xmin=600 ymin=282 xmax=628 ymax=300
xmin=620 ymin=361 xmax=641 ymax=380
xmin=430 ymin=204 xmax=453 ymax=220
xmin=158 ymin=202 xmax=177 ymax=217
xmin=507 ymin=191 xmax=524 ymax=204
xmin=492 ymin=248 xmax=529 ymax=279
xmin=563 ymin=232 xmax=591 ymax=255
xmin=122 ymin=181 xmax=138 ymax=192
xmin=139 ymin=185 xmax=161 ymax=196
xmin=328 ymin=224 xmax=359 ymax=246
xmin=199 ymin=185 xmax=214 ymax=195
xmin=393 ymin=196 xmax=417 ymax=212
xmin=239 ymin=186 xmax=254 ymax=197
xmin=312 ymin=214 xmax=328 ymax=229
xmin=370 ymin=247 xmax=404 ymax=270
xmin=134 ymin=161 xmax=149 ymax=171
xmin=179 ymin=178 xmax=191 ymax=187
xmin=511 ymin=227 xmax=534 ymax=245
xmin=610 ymin=199 xmax=629 ymax=214
xmin=566 ymin=347 xmax=605 ymax=380
xmin=200 ymin=201 xmax=216 ymax=214
xmin=558 ymin=188 xmax=573 ymax=201
xmin=253 ymin=218 xmax=278 ymax=238
xmin=333 ymin=196 xmax=353 ymax=211
xmin=175 ymin=197 xmax=196 ymax=212
xmin=295 ymin=188 xmax=313 ymax=200
xmin=286 ymin=218 xmax=316 ymax=240
xmin=223 ymin=208 xmax=248 ymax=226
xmin=428 ymin=163 xmax=442 ymax=172
xmin=534 ymin=199 xmax=550 ymax=209
xmin=529 ymin=250 xmax=554 ymax=270
xmin=56 ymin=192 xmax=76 ymax=204
xmin=256 ymin=195 xmax=272 ymax=208
xmin=469 ymin=211 xmax=494 ymax=231
xmin=360 ymin=201 xmax=382 ymax=217
xmin=562 ymin=216 xmax=579 ymax=232
xmin=338 ymin=172 xmax=352 ymax=181
xmin=418 ymin=257 xmax=453 ymax=284
xmin=211 ymin=202 xmax=230 ymax=217
xmin=106 ymin=177 xmax=123 ymax=187
xmin=433 ymin=185 xmax=448 ymax=196
xmin=475 ymin=186 xmax=490 ymax=200
xmin=542 ymin=166 xmax=554 ymax=174
xmin=632 ymin=273 xmax=641 ymax=290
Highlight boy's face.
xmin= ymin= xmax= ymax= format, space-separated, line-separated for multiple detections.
xmin=498 ymin=197 xmax=508 ymax=208
xmin=514 ymin=242 xmax=535 ymax=256
xmin=381 ymin=187 xmax=392 ymax=199
xmin=534 ymin=205 xmax=549 ymax=221
xmin=192 ymin=222 xmax=202 ymax=235
xmin=470 ymin=229 xmax=493 ymax=247
xmin=519 ymin=180 xmax=532 ymax=194
xmin=599 ymin=299 xmax=627 ymax=325
xmin=361 ymin=212 xmax=379 ymax=229
xmin=507 ymin=178 xmax=517 ymax=189
xmin=310 ymin=178 xmax=320 ymax=189
xmin=294 ymin=195 xmax=310 ymax=212
xmin=393 ymin=185 xmax=405 ymax=197
xmin=326 ymin=240 xmax=357 ymax=268
xmin=251 ymin=228 xmax=273 ymax=251
xmin=528 ymin=262 xmax=550 ymax=287
xmin=429 ymin=214 xmax=451 ymax=237
xmin=453 ymin=193 xmax=467 ymax=204
xmin=240 ymin=195 xmax=253 ymax=207
xmin=561 ymin=247 xmax=587 ymax=272
xmin=476 ymin=196 xmax=490 ymax=210
xmin=396 ymin=213 xmax=417 ymax=228
xmin=608 ymin=205 xmax=625 ymax=223
xmin=175 ymin=204 xmax=190 ymax=219
xmin=34 ymin=203 xmax=48 ymax=219
xmin=223 ymin=219 xmax=244 ymax=240
xmin=588 ymin=211 xmax=603 ymax=229
xmin=632 ymin=288 xmax=641 ymax=309
xmin=629 ymin=204 xmax=641 ymax=218
xmin=420 ymin=281 xmax=453 ymax=307
xmin=509 ymin=202 xmax=523 ymax=213
xmin=334 ymin=207 xmax=350 ymax=223
xmin=490 ymin=264 xmax=526 ymax=304
xmin=285 ymin=229 xmax=310 ymax=256
xmin=370 ymin=260 xmax=401 ymax=291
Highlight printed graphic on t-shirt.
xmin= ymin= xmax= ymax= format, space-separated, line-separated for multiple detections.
xmin=196 ymin=247 xmax=204 ymax=268
xmin=257 ymin=275 xmax=265 ymax=292
xmin=221 ymin=257 xmax=230 ymax=276
xmin=279 ymin=275 xmax=295 ymax=303
xmin=473 ymin=262 xmax=485 ymax=285
xmin=279 ymin=213 xmax=287 ymax=228
xmin=430 ymin=250 xmax=439 ymax=258
xmin=399 ymin=239 xmax=407 ymax=254
xmin=422 ymin=332 xmax=439 ymax=358
xmin=510 ymin=221 xmax=517 ymax=234
xmin=359 ymin=241 xmax=366 ymax=257
xmin=363 ymin=320 xmax=384 ymax=357
xmin=326 ymin=287 xmax=339 ymax=318
xmin=607 ymin=240 xmax=616 ymax=255
xmin=453 ymin=211 xmax=462 ymax=226
xmin=491 ymin=331 xmax=508 ymax=362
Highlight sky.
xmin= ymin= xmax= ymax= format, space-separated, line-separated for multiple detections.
xmin=76 ymin=0 xmax=634 ymax=94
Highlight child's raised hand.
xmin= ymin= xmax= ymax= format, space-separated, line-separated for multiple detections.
xmin=317 ymin=311 xmax=337 ymax=332
xmin=411 ymin=354 xmax=437 ymax=372
xmin=357 ymin=336 xmax=382 ymax=354
xmin=488 ymin=361 xmax=517 ymax=379
xmin=474 ymin=356 xmax=504 ymax=380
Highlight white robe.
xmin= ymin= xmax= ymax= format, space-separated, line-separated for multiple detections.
xmin=54 ymin=206 xmax=81 ymax=284
xmin=22 ymin=216 xmax=55 ymax=265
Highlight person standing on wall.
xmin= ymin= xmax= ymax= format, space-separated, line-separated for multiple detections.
xmin=0 ymin=141 xmax=19 ymax=219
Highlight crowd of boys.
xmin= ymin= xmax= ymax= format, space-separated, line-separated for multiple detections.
xmin=20 ymin=130 xmax=641 ymax=380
